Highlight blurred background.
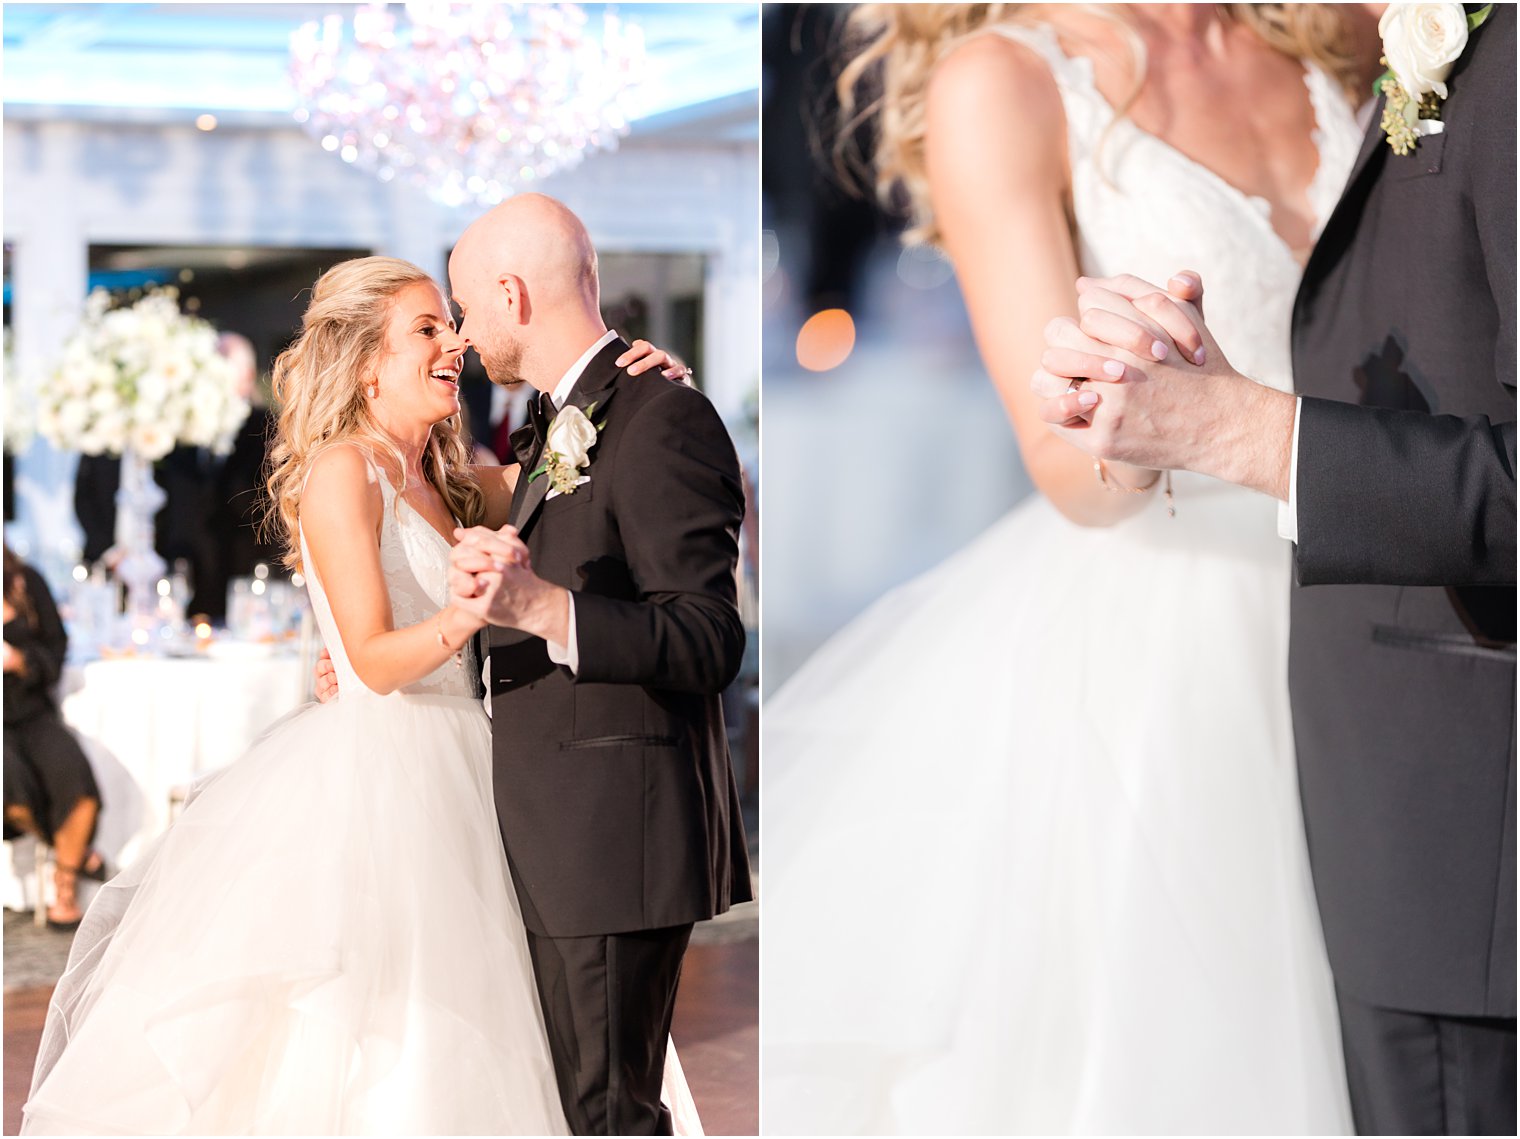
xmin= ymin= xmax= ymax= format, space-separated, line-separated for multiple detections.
xmin=760 ymin=2 xmax=1033 ymax=693
xmin=1 ymin=4 xmax=758 ymax=1131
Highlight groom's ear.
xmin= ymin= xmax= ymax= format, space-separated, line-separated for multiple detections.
xmin=497 ymin=273 xmax=530 ymax=325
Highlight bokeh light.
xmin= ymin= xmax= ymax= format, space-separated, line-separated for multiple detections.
xmin=796 ymin=309 xmax=856 ymax=373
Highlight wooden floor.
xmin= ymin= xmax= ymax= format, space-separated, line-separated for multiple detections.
xmin=4 ymin=938 xmax=757 ymax=1136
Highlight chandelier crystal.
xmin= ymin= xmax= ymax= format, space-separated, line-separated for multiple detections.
xmin=289 ymin=2 xmax=646 ymax=208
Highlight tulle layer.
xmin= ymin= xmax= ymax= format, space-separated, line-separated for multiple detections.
xmin=23 ymin=693 xmax=569 ymax=1135
xmin=762 ymin=492 xmax=1352 ymax=1134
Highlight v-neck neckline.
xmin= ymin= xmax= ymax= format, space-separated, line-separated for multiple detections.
xmin=1026 ymin=23 xmax=1333 ymax=265
xmin=373 ymin=465 xmax=456 ymax=548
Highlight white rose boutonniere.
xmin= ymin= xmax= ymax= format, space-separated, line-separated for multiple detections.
xmin=1377 ymin=3 xmax=1491 ymax=155
xmin=531 ymin=402 xmax=605 ymax=497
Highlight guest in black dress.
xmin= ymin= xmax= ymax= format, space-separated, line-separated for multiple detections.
xmin=3 ymin=545 xmax=103 ymax=927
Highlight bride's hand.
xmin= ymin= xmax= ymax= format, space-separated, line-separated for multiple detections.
xmin=1074 ymin=272 xmax=1208 ymax=367
xmin=449 ymin=525 xmax=531 ymax=605
xmin=1032 ymin=272 xmax=1219 ymax=426
xmin=616 ymin=339 xmax=694 ymax=382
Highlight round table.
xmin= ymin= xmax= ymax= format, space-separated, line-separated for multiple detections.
xmin=67 ymin=650 xmax=309 ymax=852
xmin=4 ymin=649 xmax=313 ymax=911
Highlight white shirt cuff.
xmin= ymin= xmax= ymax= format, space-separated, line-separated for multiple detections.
xmin=1276 ymin=396 xmax=1302 ymax=544
xmin=544 ymin=594 xmax=579 ymax=674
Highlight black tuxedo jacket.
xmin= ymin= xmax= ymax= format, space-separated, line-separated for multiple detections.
xmin=1288 ymin=7 xmax=1515 ymax=1017
xmin=487 ymin=337 xmax=753 ymax=938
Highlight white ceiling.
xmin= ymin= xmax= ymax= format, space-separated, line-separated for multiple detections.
xmin=1 ymin=3 xmax=759 ymax=139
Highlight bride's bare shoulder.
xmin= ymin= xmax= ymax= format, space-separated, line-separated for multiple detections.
xmin=929 ymin=27 xmax=1062 ymax=124
xmin=925 ymin=29 xmax=1066 ymax=185
xmin=301 ymin=444 xmax=385 ymax=528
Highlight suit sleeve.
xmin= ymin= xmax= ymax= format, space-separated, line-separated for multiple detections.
xmin=1293 ymin=400 xmax=1515 ymax=586
xmin=1293 ymin=39 xmax=1517 ymax=589
xmin=570 ymin=385 xmax=746 ymax=693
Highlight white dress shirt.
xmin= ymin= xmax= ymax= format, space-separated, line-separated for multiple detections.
xmin=1276 ymin=396 xmax=1304 ymax=544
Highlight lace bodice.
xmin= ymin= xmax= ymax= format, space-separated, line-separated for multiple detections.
xmin=990 ymin=24 xmax=1363 ymax=395
xmin=299 ymin=455 xmax=477 ymax=699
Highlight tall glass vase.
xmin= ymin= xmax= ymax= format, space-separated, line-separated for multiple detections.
xmin=113 ymin=445 xmax=166 ymax=646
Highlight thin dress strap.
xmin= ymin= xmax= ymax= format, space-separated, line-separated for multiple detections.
xmin=980 ymin=22 xmax=1114 ymax=165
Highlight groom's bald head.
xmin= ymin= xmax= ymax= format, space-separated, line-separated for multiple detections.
xmin=448 ymin=194 xmax=607 ymax=390
xmin=450 ymin=193 xmax=600 ymax=315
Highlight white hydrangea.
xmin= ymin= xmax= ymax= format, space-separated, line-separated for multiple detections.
xmin=37 ymin=286 xmax=251 ymax=459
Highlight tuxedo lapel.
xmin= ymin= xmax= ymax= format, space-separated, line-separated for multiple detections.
xmin=508 ymin=336 xmax=628 ymax=534
xmin=1292 ymin=93 xmax=1390 ymax=352
xmin=1300 ymin=94 xmax=1388 ymax=291
xmin=508 ymin=434 xmax=549 ymax=530
xmin=1339 ymin=92 xmax=1390 ymax=212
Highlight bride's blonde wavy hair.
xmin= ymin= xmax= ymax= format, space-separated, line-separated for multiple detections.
xmin=835 ymin=4 xmax=1361 ymax=246
xmin=263 ymin=256 xmax=484 ymax=572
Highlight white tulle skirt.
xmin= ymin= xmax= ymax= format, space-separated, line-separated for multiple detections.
xmin=22 ymin=691 xmax=698 ymax=1136
xmin=762 ymin=482 xmax=1352 ymax=1134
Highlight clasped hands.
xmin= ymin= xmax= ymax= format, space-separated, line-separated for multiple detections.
xmin=447 ymin=525 xmax=568 ymax=643
xmin=1030 ymin=271 xmax=1295 ymax=500
xmin=312 ymin=529 xmax=564 ymax=703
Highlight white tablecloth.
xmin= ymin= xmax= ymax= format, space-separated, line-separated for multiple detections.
xmin=60 ymin=652 xmax=310 ymax=865
xmin=4 ymin=652 xmax=313 ymax=911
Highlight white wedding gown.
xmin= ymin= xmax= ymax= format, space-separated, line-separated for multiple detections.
xmin=763 ymin=25 xmax=1364 ymax=1135
xmin=23 ymin=458 xmax=700 ymax=1135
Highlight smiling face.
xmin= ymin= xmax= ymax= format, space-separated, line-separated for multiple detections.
xmin=372 ymin=280 xmax=469 ymax=428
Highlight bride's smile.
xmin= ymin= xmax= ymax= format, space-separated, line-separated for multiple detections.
xmin=368 ymin=280 xmax=471 ymax=437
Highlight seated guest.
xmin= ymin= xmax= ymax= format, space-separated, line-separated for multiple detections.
xmin=3 ymin=544 xmax=104 ymax=928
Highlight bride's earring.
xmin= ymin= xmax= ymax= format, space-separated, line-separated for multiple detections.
xmin=365 ymin=381 xmax=378 ymax=400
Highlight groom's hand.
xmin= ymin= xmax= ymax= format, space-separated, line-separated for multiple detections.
xmin=449 ymin=526 xmax=570 ymax=646
xmin=448 ymin=525 xmax=530 ymax=601
xmin=1030 ymin=271 xmax=1294 ymax=499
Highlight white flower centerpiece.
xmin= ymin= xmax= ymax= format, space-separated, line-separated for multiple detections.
xmin=37 ymin=287 xmax=251 ymax=638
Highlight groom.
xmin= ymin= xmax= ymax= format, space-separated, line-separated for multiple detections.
xmin=1033 ymin=6 xmax=1515 ymax=1135
xmin=442 ymin=194 xmax=752 ymax=1135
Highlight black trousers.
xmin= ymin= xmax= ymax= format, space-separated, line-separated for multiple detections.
xmin=1337 ymin=990 xmax=1517 ymax=1135
xmin=526 ymin=923 xmax=693 ymax=1136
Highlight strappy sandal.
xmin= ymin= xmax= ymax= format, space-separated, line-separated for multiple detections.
xmin=46 ymin=864 xmax=85 ymax=930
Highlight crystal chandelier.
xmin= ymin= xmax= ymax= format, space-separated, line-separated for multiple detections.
xmin=289 ymin=2 xmax=646 ymax=208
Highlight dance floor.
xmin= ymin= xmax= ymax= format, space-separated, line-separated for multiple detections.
xmin=4 ymin=929 xmax=757 ymax=1135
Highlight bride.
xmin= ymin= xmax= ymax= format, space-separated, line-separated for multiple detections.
xmin=763 ymin=4 xmax=1378 ymax=1133
xmin=22 ymin=257 xmax=696 ymax=1135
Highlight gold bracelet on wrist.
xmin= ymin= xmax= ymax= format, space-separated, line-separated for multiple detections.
xmin=1095 ymin=460 xmax=1176 ymax=518
xmin=436 ymin=611 xmax=465 ymax=670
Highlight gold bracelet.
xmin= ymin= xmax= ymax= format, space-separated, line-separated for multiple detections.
xmin=1095 ymin=460 xmax=1176 ymax=518
xmin=436 ymin=611 xmax=464 ymax=669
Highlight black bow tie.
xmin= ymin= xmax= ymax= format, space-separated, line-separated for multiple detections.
xmin=509 ymin=390 xmax=558 ymax=469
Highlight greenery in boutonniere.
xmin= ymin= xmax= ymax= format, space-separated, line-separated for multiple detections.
xmin=1376 ymin=3 xmax=1492 ymax=156
xmin=529 ymin=401 xmax=606 ymax=495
